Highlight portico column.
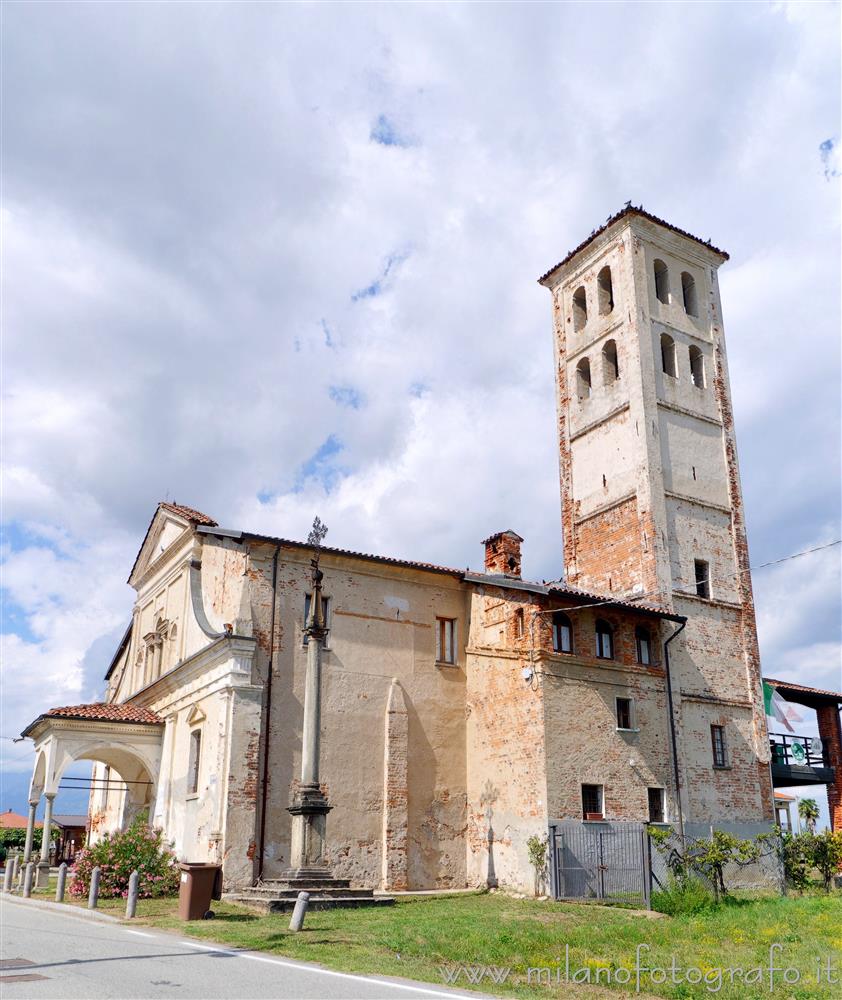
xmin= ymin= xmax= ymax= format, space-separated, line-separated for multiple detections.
xmin=36 ymin=793 xmax=55 ymax=888
xmin=22 ymin=799 xmax=39 ymax=866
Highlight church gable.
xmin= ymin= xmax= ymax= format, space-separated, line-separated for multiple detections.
xmin=128 ymin=502 xmax=217 ymax=588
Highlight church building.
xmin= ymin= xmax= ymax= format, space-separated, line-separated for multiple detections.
xmin=21 ymin=207 xmax=780 ymax=894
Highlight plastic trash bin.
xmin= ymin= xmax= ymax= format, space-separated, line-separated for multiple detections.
xmin=177 ymin=862 xmax=222 ymax=920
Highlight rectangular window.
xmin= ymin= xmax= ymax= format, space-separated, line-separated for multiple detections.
xmin=582 ymin=784 xmax=604 ymax=820
xmin=552 ymin=613 xmax=572 ymax=653
xmin=436 ymin=617 xmax=456 ymax=665
xmin=616 ymin=697 xmax=633 ymax=730
xmin=514 ymin=608 xmax=524 ymax=638
xmin=648 ymin=787 xmax=665 ymax=824
xmin=303 ymin=594 xmax=331 ymax=645
xmin=694 ymin=559 xmax=710 ymax=599
xmin=188 ymin=729 xmax=202 ymax=795
xmin=711 ymin=724 xmax=728 ymax=768
xmin=635 ymin=628 xmax=652 ymax=665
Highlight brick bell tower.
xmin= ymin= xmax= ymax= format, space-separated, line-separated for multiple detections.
xmin=538 ymin=207 xmax=774 ymax=824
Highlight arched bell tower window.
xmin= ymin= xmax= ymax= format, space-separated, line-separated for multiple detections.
xmin=572 ymin=286 xmax=588 ymax=331
xmin=689 ymin=345 xmax=705 ymax=387
xmin=602 ymin=339 xmax=619 ymax=384
xmin=597 ymin=266 xmax=614 ymax=316
xmin=654 ymin=259 xmax=670 ymax=304
xmin=576 ymin=357 xmax=592 ymax=400
xmin=681 ymin=271 xmax=698 ymax=316
xmin=660 ymin=333 xmax=677 ymax=378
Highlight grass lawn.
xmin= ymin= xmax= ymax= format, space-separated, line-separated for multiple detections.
xmin=24 ymin=885 xmax=842 ymax=999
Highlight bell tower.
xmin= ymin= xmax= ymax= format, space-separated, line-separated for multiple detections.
xmin=539 ymin=207 xmax=773 ymax=824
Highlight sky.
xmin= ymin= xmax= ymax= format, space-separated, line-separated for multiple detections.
xmin=1 ymin=1 xmax=840 ymax=826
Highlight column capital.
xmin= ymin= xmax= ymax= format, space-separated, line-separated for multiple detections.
xmin=43 ymin=791 xmax=57 ymax=802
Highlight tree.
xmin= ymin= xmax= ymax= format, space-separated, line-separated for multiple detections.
xmin=526 ymin=835 xmax=549 ymax=896
xmin=798 ymin=798 xmax=820 ymax=834
xmin=810 ymin=830 xmax=842 ymax=892
xmin=781 ymin=831 xmax=813 ymax=893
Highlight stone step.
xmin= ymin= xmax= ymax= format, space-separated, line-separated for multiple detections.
xmin=225 ymin=894 xmax=395 ymax=913
xmin=259 ymin=877 xmax=352 ymax=890
xmin=235 ymin=886 xmax=376 ymax=899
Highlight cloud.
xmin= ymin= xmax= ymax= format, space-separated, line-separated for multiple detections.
xmin=2 ymin=2 xmax=840 ymax=812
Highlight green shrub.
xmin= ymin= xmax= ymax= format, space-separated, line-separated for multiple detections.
xmin=781 ymin=831 xmax=814 ymax=892
xmin=69 ymin=816 xmax=179 ymax=900
xmin=0 ymin=828 xmax=42 ymax=852
xmin=811 ymin=830 xmax=842 ymax=892
xmin=651 ymin=875 xmax=716 ymax=916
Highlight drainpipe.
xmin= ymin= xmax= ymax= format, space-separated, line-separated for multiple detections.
xmin=257 ymin=545 xmax=281 ymax=879
xmin=663 ymin=620 xmax=687 ymax=841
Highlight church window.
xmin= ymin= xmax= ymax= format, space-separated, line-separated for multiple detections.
xmin=436 ymin=617 xmax=456 ymax=664
xmin=711 ymin=724 xmax=728 ymax=768
xmin=635 ymin=625 xmax=652 ymax=665
xmin=187 ymin=729 xmax=202 ymax=795
xmin=575 ymin=357 xmax=591 ymax=400
xmin=689 ymin=345 xmax=705 ymax=387
xmin=602 ymin=339 xmax=619 ymax=383
xmin=595 ymin=619 xmax=614 ymax=659
xmin=514 ymin=607 xmax=525 ymax=638
xmin=648 ymin=787 xmax=666 ymax=823
xmin=582 ymin=784 xmax=604 ymax=820
xmin=660 ymin=333 xmax=677 ymax=378
xmin=654 ymin=259 xmax=670 ymax=303
xmin=681 ymin=271 xmax=698 ymax=316
xmin=572 ymin=286 xmax=588 ymax=331
xmin=552 ymin=611 xmax=573 ymax=653
xmin=694 ymin=559 xmax=710 ymax=599
xmin=616 ymin=696 xmax=634 ymax=730
xmin=597 ymin=266 xmax=614 ymax=315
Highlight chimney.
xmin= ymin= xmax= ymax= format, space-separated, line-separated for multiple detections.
xmin=483 ymin=530 xmax=524 ymax=578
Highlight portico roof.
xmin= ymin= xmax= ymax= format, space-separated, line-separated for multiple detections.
xmin=764 ymin=678 xmax=842 ymax=709
xmin=22 ymin=702 xmax=163 ymax=738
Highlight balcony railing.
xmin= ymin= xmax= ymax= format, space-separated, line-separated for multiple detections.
xmin=769 ymin=732 xmax=829 ymax=769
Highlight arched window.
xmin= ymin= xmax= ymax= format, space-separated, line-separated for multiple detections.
xmin=681 ymin=271 xmax=698 ymax=316
xmin=660 ymin=333 xmax=677 ymax=378
xmin=653 ymin=259 xmax=669 ymax=304
xmin=689 ymin=345 xmax=705 ymax=387
xmin=635 ymin=625 xmax=652 ymax=665
xmin=597 ymin=266 xmax=614 ymax=315
xmin=576 ymin=357 xmax=591 ymax=400
xmin=602 ymin=339 xmax=619 ymax=384
xmin=572 ymin=286 xmax=588 ymax=331
xmin=595 ymin=619 xmax=614 ymax=659
xmin=552 ymin=612 xmax=573 ymax=653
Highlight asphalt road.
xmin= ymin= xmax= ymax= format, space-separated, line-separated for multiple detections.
xmin=0 ymin=896 xmax=476 ymax=1000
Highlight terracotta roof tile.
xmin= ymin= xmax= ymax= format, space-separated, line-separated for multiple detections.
xmin=538 ymin=205 xmax=729 ymax=285
xmin=764 ymin=678 xmax=842 ymax=703
xmin=158 ymin=502 xmax=217 ymax=526
xmin=43 ymin=703 xmax=163 ymax=725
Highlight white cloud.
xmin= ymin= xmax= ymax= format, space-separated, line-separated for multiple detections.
xmin=2 ymin=3 xmax=840 ymax=801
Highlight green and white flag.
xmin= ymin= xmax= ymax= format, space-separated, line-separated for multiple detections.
xmin=763 ymin=682 xmax=802 ymax=733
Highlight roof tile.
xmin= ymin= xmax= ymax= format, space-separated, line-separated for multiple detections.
xmin=43 ymin=703 xmax=163 ymax=725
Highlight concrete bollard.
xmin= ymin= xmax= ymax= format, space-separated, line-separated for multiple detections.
xmin=3 ymin=860 xmax=13 ymax=893
xmin=288 ymin=891 xmax=310 ymax=932
xmin=22 ymin=863 xmax=34 ymax=898
xmin=11 ymin=855 xmax=20 ymax=885
xmin=126 ymin=870 xmax=140 ymax=919
xmin=88 ymin=866 xmax=101 ymax=909
xmin=56 ymin=863 xmax=68 ymax=902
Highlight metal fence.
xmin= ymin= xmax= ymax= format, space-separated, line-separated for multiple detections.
xmin=549 ymin=819 xmax=783 ymax=908
xmin=549 ymin=820 xmax=651 ymax=907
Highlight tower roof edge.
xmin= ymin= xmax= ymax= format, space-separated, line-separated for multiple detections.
xmin=537 ymin=205 xmax=729 ymax=286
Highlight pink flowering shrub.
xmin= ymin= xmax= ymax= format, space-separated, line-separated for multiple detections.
xmin=69 ymin=817 xmax=180 ymax=899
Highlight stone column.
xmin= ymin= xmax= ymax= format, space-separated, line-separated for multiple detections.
xmin=22 ymin=800 xmax=39 ymax=866
xmin=286 ymin=566 xmax=332 ymax=880
xmin=36 ymin=794 xmax=55 ymax=888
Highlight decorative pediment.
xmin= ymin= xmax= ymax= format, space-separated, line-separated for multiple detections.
xmin=186 ymin=703 xmax=207 ymax=726
xmin=128 ymin=503 xmax=215 ymax=588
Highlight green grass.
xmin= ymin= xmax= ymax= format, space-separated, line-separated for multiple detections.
xmin=18 ymin=885 xmax=842 ymax=998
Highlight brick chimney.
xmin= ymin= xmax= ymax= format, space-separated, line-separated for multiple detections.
xmin=483 ymin=530 xmax=524 ymax=578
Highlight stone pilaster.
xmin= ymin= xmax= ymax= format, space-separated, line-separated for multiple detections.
xmin=381 ymin=679 xmax=409 ymax=890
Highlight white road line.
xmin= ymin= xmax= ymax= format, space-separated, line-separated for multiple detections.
xmin=124 ymin=930 xmax=154 ymax=938
xmin=167 ymin=936 xmax=473 ymax=997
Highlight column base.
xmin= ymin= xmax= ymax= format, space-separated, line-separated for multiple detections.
xmin=35 ymin=861 xmax=51 ymax=889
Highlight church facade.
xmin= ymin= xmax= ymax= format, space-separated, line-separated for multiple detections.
xmin=21 ymin=207 xmax=775 ymax=893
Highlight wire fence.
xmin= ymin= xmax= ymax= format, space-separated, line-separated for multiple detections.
xmin=549 ymin=819 xmax=784 ymax=909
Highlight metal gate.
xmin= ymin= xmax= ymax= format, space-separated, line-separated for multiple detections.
xmin=549 ymin=820 xmax=651 ymax=907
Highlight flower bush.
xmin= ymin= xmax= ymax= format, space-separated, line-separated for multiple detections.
xmin=69 ymin=817 xmax=180 ymax=899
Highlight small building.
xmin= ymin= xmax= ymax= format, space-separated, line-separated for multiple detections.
xmin=51 ymin=815 xmax=88 ymax=863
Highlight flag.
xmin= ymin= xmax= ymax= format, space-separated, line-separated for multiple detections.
xmin=763 ymin=682 xmax=803 ymax=733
